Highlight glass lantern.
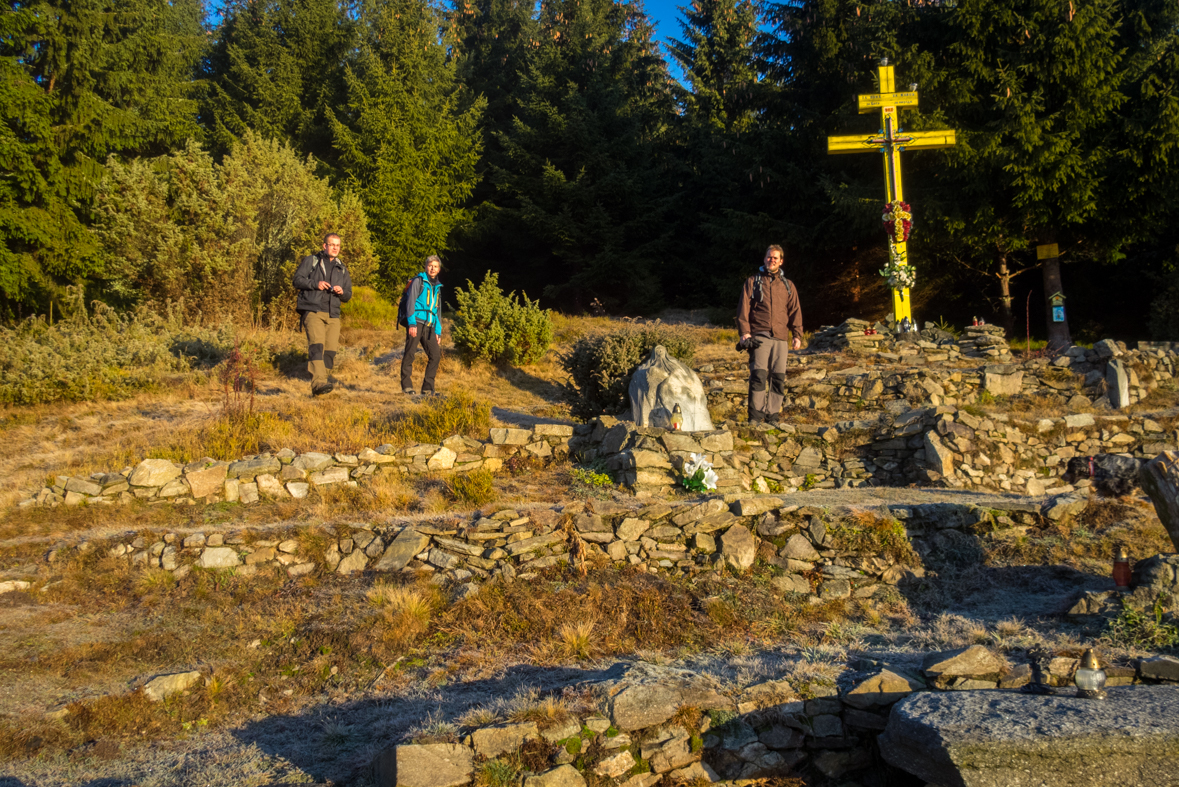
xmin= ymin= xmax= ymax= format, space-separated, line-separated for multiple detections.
xmin=1075 ymin=648 xmax=1108 ymax=699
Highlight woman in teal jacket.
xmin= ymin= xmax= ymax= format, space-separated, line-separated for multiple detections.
xmin=400 ymin=255 xmax=443 ymax=394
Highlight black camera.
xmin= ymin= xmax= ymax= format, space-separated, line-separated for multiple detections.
xmin=735 ymin=336 xmax=763 ymax=352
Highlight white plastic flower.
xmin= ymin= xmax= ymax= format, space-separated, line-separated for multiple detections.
xmin=683 ymin=453 xmax=708 ymax=477
xmin=682 ymin=453 xmax=718 ymax=491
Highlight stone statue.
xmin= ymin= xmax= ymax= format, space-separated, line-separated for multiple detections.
xmin=629 ymin=345 xmax=715 ymax=432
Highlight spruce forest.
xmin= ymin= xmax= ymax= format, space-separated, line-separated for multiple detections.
xmin=3 ymin=0 xmax=1179 ymax=339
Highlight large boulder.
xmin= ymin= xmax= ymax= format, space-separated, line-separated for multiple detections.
xmin=607 ymin=663 xmax=734 ymax=731
xmin=879 ymin=685 xmax=1179 ymax=787
xmin=629 ymin=346 xmax=714 ymax=432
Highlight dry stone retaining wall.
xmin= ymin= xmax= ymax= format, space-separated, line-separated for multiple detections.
xmin=704 ymin=338 xmax=1171 ymax=418
xmin=28 ymin=496 xmax=1056 ymax=601
xmin=22 ymin=426 xmax=576 ymax=509
xmin=575 ymin=408 xmax=1177 ymax=499
xmin=371 ymin=653 xmax=1179 ymax=787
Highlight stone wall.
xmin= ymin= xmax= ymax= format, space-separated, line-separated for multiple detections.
xmin=32 ymin=496 xmax=1052 ymax=599
xmin=369 ymin=651 xmax=1179 ymax=787
xmin=22 ymin=426 xmax=576 ymax=508
xmin=704 ymin=339 xmax=1171 ymax=418
xmin=574 ymin=408 xmax=1176 ymax=499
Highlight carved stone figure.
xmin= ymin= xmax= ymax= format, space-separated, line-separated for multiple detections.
xmin=629 ymin=346 xmax=714 ymax=432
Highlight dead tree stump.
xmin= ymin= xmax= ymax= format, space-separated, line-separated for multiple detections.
xmin=1138 ymin=451 xmax=1179 ymax=552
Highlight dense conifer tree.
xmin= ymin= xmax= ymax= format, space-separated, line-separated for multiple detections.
xmin=665 ymin=0 xmax=766 ymax=306
xmin=932 ymin=0 xmax=1178 ymax=339
xmin=668 ymin=0 xmax=760 ymax=133
xmin=201 ymin=0 xmax=358 ymax=165
xmin=330 ymin=0 xmax=484 ymax=289
xmin=485 ymin=0 xmax=679 ymax=313
xmin=0 ymin=0 xmax=204 ymax=313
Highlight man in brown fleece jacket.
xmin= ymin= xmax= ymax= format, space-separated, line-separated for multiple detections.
xmin=736 ymin=245 xmax=804 ymax=423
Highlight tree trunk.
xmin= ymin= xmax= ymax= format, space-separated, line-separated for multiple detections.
xmin=996 ymin=251 xmax=1014 ymax=335
xmin=1039 ymin=231 xmax=1071 ymax=349
xmin=1139 ymin=452 xmax=1179 ymax=552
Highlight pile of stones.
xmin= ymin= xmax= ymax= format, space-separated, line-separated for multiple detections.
xmin=573 ymin=406 xmax=1175 ymax=498
xmin=703 ymin=338 xmax=1167 ymax=421
xmin=807 ymin=319 xmax=889 ymax=352
xmin=956 ymin=323 xmax=1014 ymax=361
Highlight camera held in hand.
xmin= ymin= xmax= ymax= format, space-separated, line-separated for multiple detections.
xmin=735 ymin=336 xmax=763 ymax=353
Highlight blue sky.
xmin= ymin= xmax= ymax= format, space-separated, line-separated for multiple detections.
xmin=644 ymin=0 xmax=689 ymax=81
xmin=646 ymin=0 xmax=685 ymax=46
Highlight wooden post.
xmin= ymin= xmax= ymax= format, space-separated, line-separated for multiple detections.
xmin=1138 ymin=452 xmax=1179 ymax=552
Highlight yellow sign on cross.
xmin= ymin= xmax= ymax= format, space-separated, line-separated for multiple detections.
xmin=827 ymin=63 xmax=957 ymax=325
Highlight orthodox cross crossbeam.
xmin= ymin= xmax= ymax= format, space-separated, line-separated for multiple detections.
xmin=826 ymin=62 xmax=957 ymax=324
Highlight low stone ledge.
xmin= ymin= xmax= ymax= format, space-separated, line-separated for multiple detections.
xmin=879 ymin=685 xmax=1179 ymax=787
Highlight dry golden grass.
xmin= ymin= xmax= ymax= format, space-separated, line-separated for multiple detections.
xmin=0 ymin=552 xmax=862 ymax=761
xmin=558 ymin=618 xmax=597 ymax=660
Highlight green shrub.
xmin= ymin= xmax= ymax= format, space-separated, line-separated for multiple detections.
xmin=559 ymin=325 xmax=695 ymax=419
xmin=94 ymin=133 xmax=377 ymax=323
xmin=0 ymin=292 xmax=237 ymax=405
xmin=1102 ymin=596 xmax=1179 ymax=650
xmin=452 ymin=272 xmax=553 ymax=366
xmin=571 ymin=467 xmax=613 ymax=490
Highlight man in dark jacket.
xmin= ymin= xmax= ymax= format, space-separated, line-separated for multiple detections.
xmin=292 ymin=233 xmax=352 ymax=396
xmin=400 ymin=255 xmax=443 ymax=395
xmin=736 ymin=245 xmax=804 ymax=423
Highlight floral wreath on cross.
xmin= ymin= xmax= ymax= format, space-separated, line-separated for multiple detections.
xmin=882 ymin=201 xmax=913 ymax=242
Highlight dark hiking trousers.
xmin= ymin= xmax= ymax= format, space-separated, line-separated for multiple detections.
xmin=400 ymin=326 xmax=441 ymax=393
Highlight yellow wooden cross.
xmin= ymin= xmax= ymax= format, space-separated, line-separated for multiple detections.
xmin=827 ymin=61 xmax=957 ymax=324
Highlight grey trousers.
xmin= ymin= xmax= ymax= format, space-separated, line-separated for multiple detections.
xmin=749 ymin=336 xmax=790 ymax=416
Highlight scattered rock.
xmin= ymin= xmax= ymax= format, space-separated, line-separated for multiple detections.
xmin=523 ymin=765 xmax=586 ymax=787
xmin=372 ymin=743 xmax=474 ymax=787
xmin=142 ymin=671 xmax=202 ymax=701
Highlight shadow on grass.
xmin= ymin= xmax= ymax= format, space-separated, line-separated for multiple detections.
xmin=230 ymin=662 xmax=629 ymax=785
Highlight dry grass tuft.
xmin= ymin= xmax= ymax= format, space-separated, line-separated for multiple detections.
xmin=558 ymin=618 xmax=597 ymax=660
xmin=368 ymin=581 xmax=442 ymax=651
xmin=446 ymin=468 xmax=497 ymax=507
xmin=457 ymin=705 xmax=503 ymax=728
xmin=386 ymin=389 xmax=491 ymax=445
xmin=505 ymin=687 xmax=571 ymax=727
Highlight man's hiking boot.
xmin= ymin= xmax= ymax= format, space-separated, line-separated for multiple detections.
xmin=403 ymin=388 xmax=416 ymax=395
xmin=748 ymin=410 xmax=765 ymax=424
xmin=312 ymin=383 xmax=334 ymax=396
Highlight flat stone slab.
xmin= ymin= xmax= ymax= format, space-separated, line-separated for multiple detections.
xmin=879 ymin=686 xmax=1179 ymax=787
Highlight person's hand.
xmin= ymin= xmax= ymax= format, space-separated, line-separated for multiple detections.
xmin=742 ymin=333 xmax=751 ymax=341
xmin=332 ymin=285 xmax=343 ymax=295
xmin=409 ymin=326 xmax=418 ymax=338
xmin=793 ymin=337 xmax=802 ymax=350
xmin=318 ymin=281 xmax=331 ymax=290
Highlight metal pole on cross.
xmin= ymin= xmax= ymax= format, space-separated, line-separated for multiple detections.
xmin=827 ymin=60 xmax=957 ymax=327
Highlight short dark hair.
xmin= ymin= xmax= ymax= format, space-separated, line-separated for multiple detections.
xmin=324 ymin=232 xmax=342 ymax=244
